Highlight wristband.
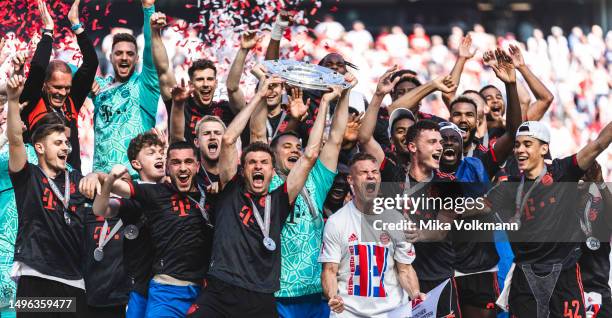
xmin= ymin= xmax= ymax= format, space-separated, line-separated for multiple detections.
xmin=42 ymin=28 xmax=53 ymax=36
xmin=71 ymin=23 xmax=83 ymax=31
xmin=270 ymin=20 xmax=289 ymax=41
xmin=597 ymin=182 xmax=607 ymax=191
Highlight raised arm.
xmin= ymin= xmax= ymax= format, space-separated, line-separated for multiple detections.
xmin=285 ymin=82 xmax=336 ymax=204
xmin=19 ymin=0 xmax=53 ymax=106
xmin=508 ymin=44 xmax=553 ymax=121
xmin=138 ymin=0 xmax=160 ymax=103
xmin=359 ymin=66 xmax=400 ymax=164
xmin=264 ymin=11 xmax=292 ymax=60
xmin=150 ymin=12 xmax=176 ymax=102
xmin=484 ymin=49 xmax=522 ymax=161
xmin=319 ymin=75 xmax=356 ymax=171
xmin=387 ymin=75 xmax=456 ymax=115
xmin=68 ymin=0 xmax=99 ymax=110
xmin=93 ymin=165 xmax=130 ymax=218
xmin=248 ymin=65 xmax=269 ymax=144
xmin=7 ymin=75 xmax=27 ymax=173
xmin=168 ymin=79 xmax=191 ymax=143
xmin=219 ymin=76 xmax=282 ymax=187
xmin=576 ymin=121 xmax=612 ymax=170
xmin=442 ymin=35 xmax=476 ymax=106
xmin=227 ymin=31 xmax=262 ymax=113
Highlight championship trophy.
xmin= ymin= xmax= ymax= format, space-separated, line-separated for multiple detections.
xmin=262 ymin=59 xmax=351 ymax=90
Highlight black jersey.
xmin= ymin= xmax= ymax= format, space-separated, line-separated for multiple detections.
xmin=486 ymin=155 xmax=586 ymax=273
xmin=116 ymin=197 xmax=154 ymax=297
xmin=83 ymin=212 xmax=130 ymax=306
xmin=207 ymin=175 xmax=292 ymax=293
xmin=10 ymin=163 xmax=88 ymax=280
xmin=128 ymin=181 xmax=214 ymax=284
xmin=184 ymin=98 xmax=235 ymax=146
xmin=379 ymin=156 xmax=459 ymax=280
xmin=577 ymin=191 xmax=612 ymax=298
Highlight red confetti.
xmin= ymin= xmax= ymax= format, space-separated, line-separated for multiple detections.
xmin=283 ymin=28 xmax=291 ymax=41
xmin=118 ymin=19 xmax=128 ymax=25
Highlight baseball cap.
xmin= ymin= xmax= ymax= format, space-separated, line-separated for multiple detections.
xmin=388 ymin=108 xmax=417 ymax=136
xmin=516 ymin=121 xmax=550 ymax=144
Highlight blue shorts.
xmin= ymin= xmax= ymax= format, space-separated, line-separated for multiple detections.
xmin=126 ymin=291 xmax=147 ymax=318
xmin=144 ymin=280 xmax=201 ymax=318
xmin=276 ymin=293 xmax=330 ymax=318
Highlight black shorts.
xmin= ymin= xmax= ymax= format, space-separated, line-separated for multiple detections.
xmin=16 ymin=275 xmax=88 ymax=318
xmin=186 ymin=277 xmax=277 ymax=318
xmin=420 ymin=277 xmax=462 ymax=318
xmin=509 ymin=264 xmax=586 ymax=317
xmin=455 ymin=271 xmax=500 ymax=311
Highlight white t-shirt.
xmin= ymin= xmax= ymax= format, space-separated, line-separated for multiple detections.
xmin=319 ymin=201 xmax=416 ymax=318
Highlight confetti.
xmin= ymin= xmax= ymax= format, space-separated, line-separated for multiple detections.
xmin=196 ymin=0 xmax=323 ymax=46
xmin=0 ymin=0 xmax=113 ymax=44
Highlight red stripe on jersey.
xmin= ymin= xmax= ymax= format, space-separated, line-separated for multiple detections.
xmin=374 ymin=246 xmax=386 ymax=297
xmin=490 ymin=146 xmax=498 ymax=163
xmin=576 ymin=264 xmax=586 ymax=309
xmin=358 ymin=245 xmax=369 ymax=296
xmin=380 ymin=158 xmax=388 ymax=171
xmin=128 ymin=181 xmax=135 ymax=198
xmin=493 ymin=272 xmax=501 ymax=296
xmin=452 ymin=277 xmax=463 ymax=318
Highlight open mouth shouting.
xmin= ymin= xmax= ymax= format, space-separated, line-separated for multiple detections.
xmin=57 ymin=152 xmax=67 ymax=162
xmin=252 ymin=172 xmax=265 ymax=188
xmin=177 ymin=173 xmax=191 ymax=187
xmin=365 ymin=182 xmax=377 ymax=194
xmin=50 ymin=94 xmax=65 ymax=106
xmin=287 ymin=155 xmax=299 ymax=164
xmin=432 ymin=152 xmax=441 ymax=162
xmin=207 ymin=141 xmax=219 ymax=155
xmin=154 ymin=161 xmax=164 ymax=171
xmin=117 ymin=62 xmax=131 ymax=75
xmin=200 ymin=87 xmax=213 ymax=101
xmin=490 ymin=104 xmax=502 ymax=118
xmin=442 ymin=147 xmax=456 ymax=162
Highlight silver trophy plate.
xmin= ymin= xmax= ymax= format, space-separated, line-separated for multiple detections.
xmin=262 ymin=60 xmax=351 ymax=91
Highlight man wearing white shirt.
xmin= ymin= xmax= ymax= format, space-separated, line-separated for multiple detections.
xmin=319 ymin=152 xmax=426 ymax=317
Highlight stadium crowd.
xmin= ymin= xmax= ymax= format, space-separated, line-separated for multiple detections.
xmin=0 ymin=0 xmax=611 ymax=317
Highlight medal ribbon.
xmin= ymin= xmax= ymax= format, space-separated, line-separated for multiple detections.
xmin=249 ymin=195 xmax=271 ymax=239
xmin=266 ymin=111 xmax=287 ymax=140
xmin=37 ymin=166 xmax=70 ymax=209
xmin=187 ymin=184 xmax=212 ymax=226
xmin=97 ymin=219 xmax=124 ymax=250
xmin=512 ymin=166 xmax=547 ymax=225
xmin=276 ymin=169 xmax=316 ymax=218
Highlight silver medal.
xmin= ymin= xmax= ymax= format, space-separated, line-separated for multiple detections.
xmin=586 ymin=237 xmax=600 ymax=251
xmin=124 ymin=224 xmax=139 ymax=240
xmin=263 ymin=237 xmax=276 ymax=251
xmin=63 ymin=212 xmax=71 ymax=226
xmin=93 ymin=247 xmax=104 ymax=261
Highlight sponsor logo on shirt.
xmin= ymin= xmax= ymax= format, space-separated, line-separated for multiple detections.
xmin=171 ymin=194 xmax=191 ymax=217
